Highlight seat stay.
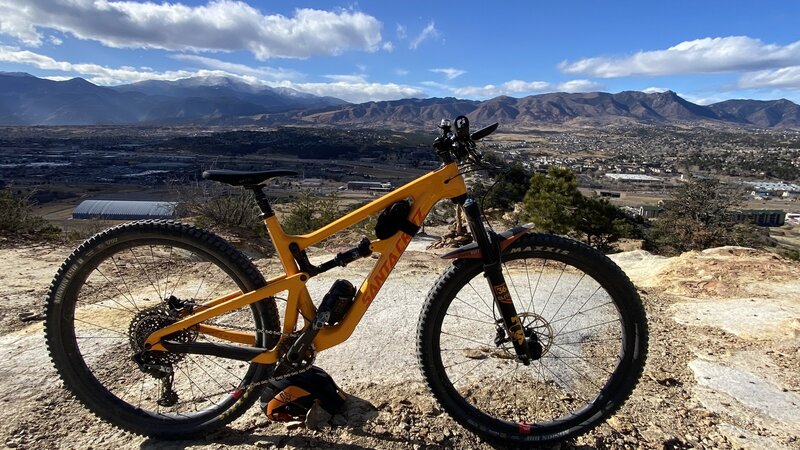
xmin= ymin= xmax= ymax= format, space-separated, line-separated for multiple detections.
xmin=145 ymin=273 xmax=306 ymax=350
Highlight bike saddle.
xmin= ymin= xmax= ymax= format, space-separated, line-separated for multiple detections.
xmin=202 ymin=169 xmax=298 ymax=187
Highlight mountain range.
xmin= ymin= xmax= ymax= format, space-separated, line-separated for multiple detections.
xmin=1 ymin=72 xmax=799 ymax=129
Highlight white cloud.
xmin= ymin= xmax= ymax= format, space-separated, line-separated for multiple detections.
xmin=324 ymin=74 xmax=369 ymax=83
xmin=171 ymin=54 xmax=302 ymax=80
xmin=0 ymin=45 xmax=423 ymax=103
xmin=560 ymin=36 xmax=800 ymax=78
xmin=557 ymin=79 xmax=603 ymax=92
xmin=409 ymin=21 xmax=440 ymax=50
xmin=643 ymin=86 xmax=670 ymax=94
xmin=0 ymin=1 xmax=383 ymax=60
xmin=281 ymin=81 xmax=424 ymax=103
xmin=454 ymin=79 xmax=604 ymax=98
xmin=430 ymin=68 xmax=466 ymax=80
xmin=738 ymin=66 xmax=800 ymax=89
xmin=396 ymin=24 xmax=407 ymax=40
xmin=455 ymin=80 xmax=550 ymax=97
xmin=47 ymin=35 xmax=62 ymax=46
xmin=394 ymin=68 xmax=409 ymax=76
xmin=382 ymin=41 xmax=394 ymax=52
xmin=0 ymin=45 xmax=205 ymax=84
xmin=420 ymin=80 xmax=453 ymax=91
xmin=677 ymin=92 xmax=726 ymax=105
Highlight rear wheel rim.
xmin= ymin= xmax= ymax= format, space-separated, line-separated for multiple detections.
xmin=63 ymin=239 xmax=265 ymax=421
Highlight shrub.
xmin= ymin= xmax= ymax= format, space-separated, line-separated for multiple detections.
xmin=645 ymin=178 xmax=759 ymax=254
xmin=0 ymin=188 xmax=61 ymax=240
xmin=173 ymin=180 xmax=263 ymax=234
xmin=473 ymin=163 xmax=531 ymax=211
xmin=522 ymin=166 xmax=582 ymax=235
xmin=282 ymin=190 xmax=341 ymax=235
xmin=521 ymin=167 xmax=636 ymax=251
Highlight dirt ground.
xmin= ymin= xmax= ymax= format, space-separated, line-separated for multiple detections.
xmin=0 ymin=235 xmax=798 ymax=449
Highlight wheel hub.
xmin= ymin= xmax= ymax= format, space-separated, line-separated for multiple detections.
xmin=491 ymin=312 xmax=554 ymax=361
xmin=128 ymin=303 xmax=197 ymax=366
xmin=520 ymin=312 xmax=554 ymax=358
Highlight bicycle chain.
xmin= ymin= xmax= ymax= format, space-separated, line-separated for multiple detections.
xmin=196 ymin=322 xmax=315 ymax=393
xmin=141 ymin=320 xmax=316 ymax=409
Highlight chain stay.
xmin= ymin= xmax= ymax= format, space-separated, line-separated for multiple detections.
xmin=196 ymin=322 xmax=315 ymax=395
xmin=140 ymin=318 xmax=314 ymax=410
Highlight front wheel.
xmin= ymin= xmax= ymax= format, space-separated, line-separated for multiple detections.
xmin=416 ymin=233 xmax=647 ymax=447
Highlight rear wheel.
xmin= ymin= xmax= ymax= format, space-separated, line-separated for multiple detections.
xmin=45 ymin=220 xmax=280 ymax=439
xmin=417 ymin=233 xmax=647 ymax=447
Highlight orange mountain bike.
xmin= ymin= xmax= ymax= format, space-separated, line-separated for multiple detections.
xmin=45 ymin=117 xmax=647 ymax=447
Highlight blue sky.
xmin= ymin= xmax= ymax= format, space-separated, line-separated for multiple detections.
xmin=1 ymin=0 xmax=799 ymax=103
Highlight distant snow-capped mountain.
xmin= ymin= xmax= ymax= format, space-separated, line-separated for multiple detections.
xmin=1 ymin=72 xmax=799 ymax=128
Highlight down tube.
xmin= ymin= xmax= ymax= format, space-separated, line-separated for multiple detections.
xmin=312 ymin=208 xmax=425 ymax=351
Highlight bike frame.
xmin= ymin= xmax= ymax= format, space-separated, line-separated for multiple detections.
xmin=145 ymin=162 xmax=468 ymax=364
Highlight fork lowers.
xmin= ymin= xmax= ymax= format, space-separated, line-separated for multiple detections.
xmin=461 ymin=196 xmax=532 ymax=365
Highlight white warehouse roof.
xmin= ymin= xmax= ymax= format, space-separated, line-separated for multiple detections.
xmin=73 ymin=200 xmax=176 ymax=220
xmin=745 ymin=181 xmax=800 ymax=192
xmin=605 ymin=174 xmax=661 ymax=182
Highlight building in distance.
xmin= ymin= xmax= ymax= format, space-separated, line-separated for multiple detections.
xmin=605 ymin=174 xmax=661 ymax=183
xmin=73 ymin=200 xmax=176 ymax=220
xmin=347 ymin=181 xmax=392 ymax=191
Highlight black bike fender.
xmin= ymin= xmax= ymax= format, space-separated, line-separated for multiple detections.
xmin=440 ymin=223 xmax=534 ymax=259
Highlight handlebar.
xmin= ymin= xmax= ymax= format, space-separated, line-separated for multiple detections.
xmin=433 ymin=116 xmax=499 ymax=163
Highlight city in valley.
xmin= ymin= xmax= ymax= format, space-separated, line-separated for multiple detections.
xmin=1 ymin=123 xmax=798 ymax=232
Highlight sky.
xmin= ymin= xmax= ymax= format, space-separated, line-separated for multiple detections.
xmin=1 ymin=0 xmax=800 ymax=104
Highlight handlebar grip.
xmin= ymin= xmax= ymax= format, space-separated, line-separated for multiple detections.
xmin=454 ymin=115 xmax=470 ymax=140
xmin=471 ymin=122 xmax=499 ymax=141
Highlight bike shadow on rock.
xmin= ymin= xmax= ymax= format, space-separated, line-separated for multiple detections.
xmin=139 ymin=392 xmax=382 ymax=450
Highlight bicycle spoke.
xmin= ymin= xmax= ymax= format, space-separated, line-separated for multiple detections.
xmin=467 ymin=281 xmax=496 ymax=318
xmin=93 ymin=266 xmax=139 ymax=312
xmin=148 ymin=245 xmax=163 ymax=301
xmin=452 ymin=295 xmax=495 ymax=321
xmin=110 ymin=255 xmax=139 ymax=308
xmin=163 ymin=245 xmax=174 ymax=300
xmin=524 ymin=257 xmax=544 ymax=316
xmin=129 ymin=247 xmax=161 ymax=301
xmin=445 ymin=312 xmax=495 ymax=325
xmin=440 ymin=330 xmax=492 ymax=348
xmin=555 ymin=318 xmax=619 ymax=338
xmin=550 ymin=342 xmax=617 ymax=376
xmin=74 ymin=317 xmax=128 ymax=337
xmin=539 ymin=262 xmax=566 ymax=314
xmin=452 ymin=356 xmax=492 ymax=387
xmin=193 ymin=261 xmax=213 ymax=300
xmin=548 ymin=272 xmax=586 ymax=324
xmin=553 ymin=293 xmax=607 ymax=337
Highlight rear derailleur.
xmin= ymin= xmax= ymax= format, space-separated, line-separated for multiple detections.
xmin=131 ymin=353 xmax=178 ymax=407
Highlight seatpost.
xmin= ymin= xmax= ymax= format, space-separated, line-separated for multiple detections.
xmin=462 ymin=196 xmax=532 ymax=365
xmin=247 ymin=185 xmax=274 ymax=218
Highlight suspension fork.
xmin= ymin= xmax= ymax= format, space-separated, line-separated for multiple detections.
xmin=461 ymin=197 xmax=532 ymax=365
